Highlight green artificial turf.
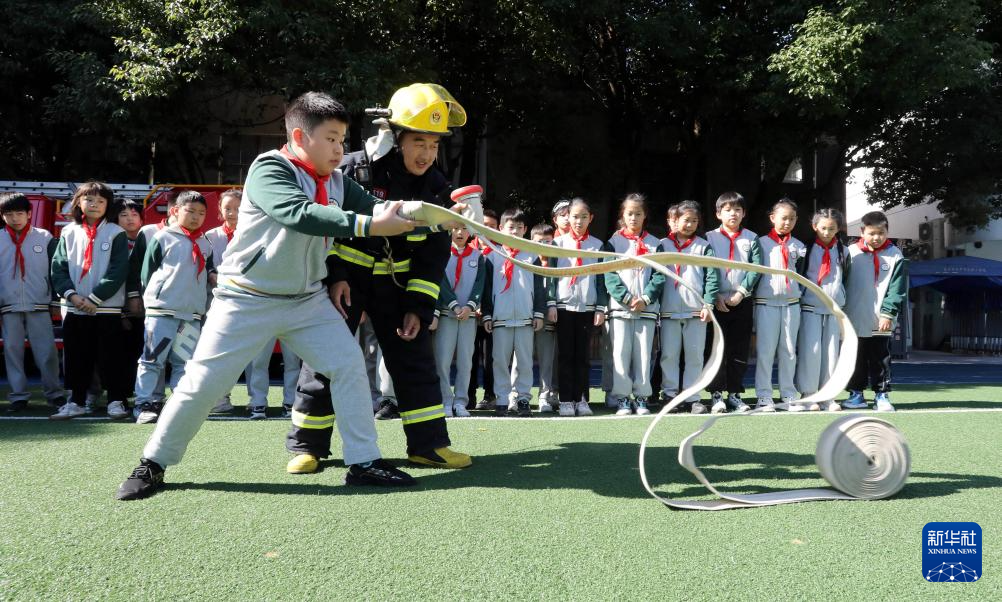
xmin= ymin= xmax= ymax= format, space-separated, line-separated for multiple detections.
xmin=1 ymin=384 xmax=999 ymax=600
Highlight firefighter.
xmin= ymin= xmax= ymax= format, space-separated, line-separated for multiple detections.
xmin=286 ymin=83 xmax=473 ymax=473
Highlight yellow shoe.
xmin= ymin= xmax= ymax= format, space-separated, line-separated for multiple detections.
xmin=407 ymin=447 xmax=472 ymax=469
xmin=286 ymin=454 xmax=319 ymax=474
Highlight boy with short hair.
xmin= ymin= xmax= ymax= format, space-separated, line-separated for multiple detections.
xmin=844 ymin=211 xmax=908 ymax=412
xmin=0 ymin=193 xmax=65 ymax=412
xmin=482 ymin=209 xmax=551 ymax=417
xmin=432 ymin=224 xmax=485 ymax=417
xmin=530 ymin=222 xmax=559 ymax=411
xmin=117 ymin=91 xmax=420 ymax=500
xmin=706 ymin=192 xmax=762 ymax=414
xmin=132 ymin=191 xmax=214 ymax=424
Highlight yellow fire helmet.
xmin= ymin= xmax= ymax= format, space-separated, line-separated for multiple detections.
xmin=387 ymin=83 xmax=467 ymax=136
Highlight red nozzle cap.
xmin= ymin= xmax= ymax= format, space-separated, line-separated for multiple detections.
xmin=451 ymin=185 xmax=483 ymax=201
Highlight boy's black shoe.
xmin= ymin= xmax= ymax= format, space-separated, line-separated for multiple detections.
xmin=516 ymin=399 xmax=532 ymax=417
xmin=374 ymin=400 xmax=400 ymax=420
xmin=6 ymin=400 xmax=28 ymax=413
xmin=116 ymin=459 xmax=165 ymax=501
xmin=344 ymin=459 xmax=416 ymax=487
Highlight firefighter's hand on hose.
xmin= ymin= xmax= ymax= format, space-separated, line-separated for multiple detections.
xmin=397 ymin=312 xmax=421 ymax=341
xmin=329 ymin=281 xmax=351 ymax=318
xmin=370 ymin=200 xmax=417 ymax=236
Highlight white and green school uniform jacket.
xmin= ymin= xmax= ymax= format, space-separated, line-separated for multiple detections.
xmin=482 ymin=250 xmax=552 ymax=327
xmin=51 ymin=220 xmax=130 ymax=314
xmin=657 ymin=234 xmax=721 ymax=318
xmin=845 ymin=240 xmax=908 ymax=337
xmin=204 ymin=225 xmax=233 ymax=269
xmin=141 ymin=225 xmax=216 ymax=321
xmin=0 ymin=227 xmax=57 ymax=313
xmin=799 ymin=239 xmax=849 ymax=314
xmin=553 ymin=233 xmax=608 ymax=312
xmin=754 ymin=232 xmax=806 ymax=306
xmin=216 ymin=149 xmax=384 ymax=298
xmin=602 ymin=230 xmax=664 ymax=320
xmin=706 ymin=227 xmax=762 ymax=298
xmin=436 ymin=245 xmax=486 ymax=316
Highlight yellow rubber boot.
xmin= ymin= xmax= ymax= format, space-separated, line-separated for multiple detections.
xmin=287 ymin=454 xmax=319 ymax=474
xmin=408 ymin=447 xmax=472 ymax=469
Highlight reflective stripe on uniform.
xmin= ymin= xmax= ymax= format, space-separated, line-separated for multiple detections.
xmin=291 ymin=409 xmax=335 ymax=429
xmin=406 ymin=278 xmax=440 ymax=299
xmin=399 ymin=404 xmax=446 ymax=425
xmin=330 ymin=244 xmax=375 ymax=268
xmin=406 ymin=233 xmax=427 ymax=242
xmin=373 ymin=259 xmax=411 ymax=275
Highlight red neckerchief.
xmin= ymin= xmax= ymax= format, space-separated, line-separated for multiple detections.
xmin=280 ymin=145 xmax=330 ymax=206
xmin=6 ymin=226 xmax=28 ymax=281
xmin=568 ymin=230 xmax=588 ymax=286
xmin=451 ymin=244 xmax=473 ymax=288
xmin=858 ymin=238 xmax=891 ymax=282
xmin=80 ymin=220 xmax=101 ymax=279
xmin=668 ymin=232 xmax=695 ymax=288
xmin=179 ymin=226 xmax=206 ymax=275
xmin=619 ymin=228 xmax=649 ymax=256
xmin=501 ymin=246 xmax=519 ymax=292
xmin=815 ymin=237 xmax=837 ymax=285
xmin=719 ymin=227 xmax=742 ymax=274
xmin=768 ymin=229 xmax=792 ymax=290
xmin=222 ymin=223 xmax=236 ymax=242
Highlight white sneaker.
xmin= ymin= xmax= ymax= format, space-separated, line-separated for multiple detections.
xmin=211 ymin=399 xmax=234 ymax=413
xmin=453 ymin=403 xmax=471 ymax=418
xmin=50 ymin=402 xmax=85 ymax=420
xmin=785 ymin=397 xmax=806 ymax=412
xmin=538 ymin=401 xmax=554 ymax=413
xmin=558 ymin=402 xmax=576 ymax=416
xmin=755 ymin=398 xmax=776 ymax=412
xmin=875 ymin=393 xmax=895 ymax=412
xmin=444 ymin=403 xmax=454 ymax=417
xmin=710 ymin=400 xmax=727 ymax=414
xmin=634 ymin=398 xmax=651 ymax=416
xmin=575 ymin=401 xmax=593 ymax=416
xmin=806 ymin=402 xmax=821 ymax=412
xmin=107 ymin=401 xmax=128 ymax=420
xmin=691 ymin=401 xmax=708 ymax=414
xmin=249 ymin=406 xmax=267 ymax=420
xmin=823 ymin=400 xmax=842 ymax=412
xmin=615 ymin=399 xmax=632 ymax=416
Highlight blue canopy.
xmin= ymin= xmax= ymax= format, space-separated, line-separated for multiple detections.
xmin=909 ymin=256 xmax=1002 ymax=290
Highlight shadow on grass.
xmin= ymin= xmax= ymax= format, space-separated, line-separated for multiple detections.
xmin=164 ymin=442 xmax=1002 ymax=504
xmin=0 ymin=420 xmax=122 ymax=441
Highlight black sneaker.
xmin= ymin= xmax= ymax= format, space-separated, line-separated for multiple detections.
xmin=344 ymin=459 xmax=416 ymax=487
xmin=116 ymin=459 xmax=165 ymax=501
xmin=374 ymin=400 xmax=400 ymax=420
xmin=494 ymin=405 xmax=508 ymax=417
xmin=516 ymin=398 xmax=532 ymax=417
xmin=6 ymin=400 xmax=28 ymax=413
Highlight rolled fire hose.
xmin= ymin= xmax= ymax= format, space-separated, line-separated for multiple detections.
xmin=410 ymin=198 xmax=911 ymax=510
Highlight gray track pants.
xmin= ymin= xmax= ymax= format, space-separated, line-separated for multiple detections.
xmin=434 ymin=315 xmax=476 ymax=407
xmin=143 ymin=288 xmax=381 ymax=467
xmin=754 ymin=304 xmax=801 ymax=400
xmin=796 ymin=310 xmax=839 ymax=395
xmin=610 ymin=317 xmax=656 ymax=399
xmin=659 ymin=317 xmax=707 ymax=402
xmin=2 ymin=311 xmax=62 ymax=402
xmin=492 ymin=325 xmax=533 ymax=403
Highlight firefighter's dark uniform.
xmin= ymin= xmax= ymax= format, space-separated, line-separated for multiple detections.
xmin=286 ymin=148 xmax=453 ymax=458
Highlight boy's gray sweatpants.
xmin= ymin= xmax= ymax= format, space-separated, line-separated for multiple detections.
xmin=2 ymin=311 xmax=63 ymax=402
xmin=659 ymin=317 xmax=706 ymax=402
xmin=754 ymin=304 xmax=801 ymax=400
xmin=434 ymin=315 xmax=476 ymax=407
xmin=610 ymin=317 xmax=656 ymax=399
xmin=492 ymin=324 xmax=533 ymax=404
xmin=143 ymin=288 xmax=381 ymax=467
xmin=135 ymin=316 xmax=200 ymax=405
xmin=246 ymin=339 xmax=301 ymax=407
xmin=796 ymin=310 xmax=839 ymax=395
xmin=534 ymin=329 xmax=557 ymax=404
xmin=600 ymin=320 xmax=613 ymax=394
